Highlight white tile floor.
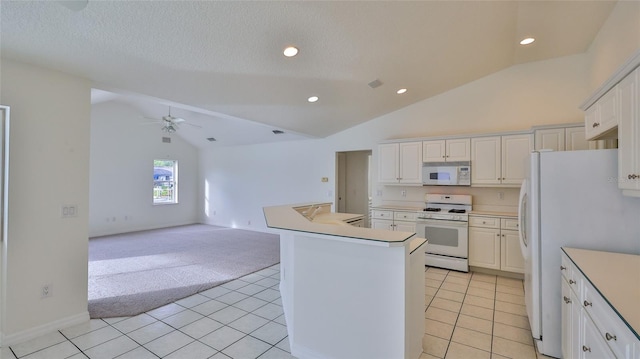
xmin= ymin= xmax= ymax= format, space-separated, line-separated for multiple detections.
xmin=3 ymin=265 xmax=556 ymax=359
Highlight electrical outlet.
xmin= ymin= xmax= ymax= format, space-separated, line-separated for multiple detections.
xmin=41 ymin=284 xmax=52 ymax=298
xmin=377 ymin=190 xmax=383 ymax=196
xmin=61 ymin=204 xmax=78 ymax=218
xmin=248 ymin=220 xmax=251 ymax=226
xmin=498 ymin=192 xmax=504 ymax=200
xmin=401 ymin=190 xmax=407 ymax=197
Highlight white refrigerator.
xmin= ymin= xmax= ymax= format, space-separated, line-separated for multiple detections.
xmin=518 ymin=149 xmax=640 ymax=358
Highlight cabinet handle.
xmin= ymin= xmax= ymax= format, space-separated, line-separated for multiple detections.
xmin=496 ymin=234 xmax=500 ymax=237
xmin=560 ymin=266 xmax=566 ymax=271
xmin=563 ymin=296 xmax=571 ymax=304
xmin=592 ymin=122 xmax=600 ymax=128
xmin=582 ymin=345 xmax=591 ymax=352
xmin=482 ymin=221 xmax=486 ymax=224
xmin=629 ymin=174 xmax=639 ymax=179
xmin=583 ymin=300 xmax=592 ymax=307
xmin=605 ymin=332 xmax=617 ymax=341
xmin=569 ymin=279 xmax=576 ymax=285
xmin=502 ymin=234 xmax=505 ymax=237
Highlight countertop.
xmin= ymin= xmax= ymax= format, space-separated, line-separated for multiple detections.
xmin=469 ymin=210 xmax=517 ymax=217
xmin=370 ymin=205 xmax=424 ymax=212
xmin=264 ymin=203 xmax=416 ymax=245
xmin=562 ymin=247 xmax=640 ymax=339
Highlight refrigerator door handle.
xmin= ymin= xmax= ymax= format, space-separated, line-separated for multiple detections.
xmin=518 ymin=179 xmax=529 ymax=259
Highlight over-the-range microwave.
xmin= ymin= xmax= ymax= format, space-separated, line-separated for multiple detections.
xmin=422 ymin=162 xmax=471 ymax=186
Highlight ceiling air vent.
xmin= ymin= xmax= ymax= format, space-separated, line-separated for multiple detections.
xmin=162 ymin=137 xmax=171 ymax=143
xmin=368 ymin=79 xmax=383 ymax=89
xmin=272 ymin=130 xmax=285 ymax=135
xmin=206 ymin=137 xmax=217 ymax=142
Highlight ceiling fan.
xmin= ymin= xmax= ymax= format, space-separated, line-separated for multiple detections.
xmin=144 ymin=107 xmax=201 ymax=133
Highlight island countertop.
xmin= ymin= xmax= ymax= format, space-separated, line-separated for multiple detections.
xmin=263 ymin=203 xmax=416 ymax=245
xmin=562 ymin=247 xmax=640 ymax=339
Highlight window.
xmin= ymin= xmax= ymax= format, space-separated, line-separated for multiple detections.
xmin=153 ymin=159 xmax=178 ymax=204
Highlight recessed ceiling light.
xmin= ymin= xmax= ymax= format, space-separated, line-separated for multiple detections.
xmin=397 ymin=88 xmax=407 ymax=94
xmin=520 ymin=37 xmax=535 ymax=45
xmin=283 ymin=46 xmax=299 ymax=57
xmin=308 ymin=96 xmax=319 ymax=103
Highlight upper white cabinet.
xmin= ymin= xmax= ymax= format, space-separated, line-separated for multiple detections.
xmin=535 ymin=126 xmax=591 ymax=152
xmin=585 ymin=87 xmax=619 ymax=140
xmin=422 ymin=138 xmax=470 ymax=163
xmin=471 ymin=134 xmax=532 ymax=187
xmin=617 ymin=67 xmax=640 ymax=196
xmin=378 ymin=142 xmax=423 ymax=185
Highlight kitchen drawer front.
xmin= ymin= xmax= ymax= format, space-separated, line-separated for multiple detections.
xmin=394 ymin=211 xmax=418 ymax=222
xmin=371 ymin=210 xmax=393 ymax=220
xmin=561 ymin=253 xmax=581 ymax=297
xmin=501 ymin=218 xmax=519 ymax=231
xmin=469 ymin=216 xmax=499 ymax=229
xmin=583 ymin=280 xmax=638 ymax=359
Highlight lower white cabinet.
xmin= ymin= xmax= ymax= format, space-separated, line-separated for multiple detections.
xmin=370 ymin=209 xmax=417 ymax=232
xmin=469 ymin=215 xmax=523 ymax=273
xmin=561 ymin=249 xmax=639 ymax=359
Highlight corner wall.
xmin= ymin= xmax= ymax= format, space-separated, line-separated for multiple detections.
xmin=89 ymin=101 xmax=199 ymax=237
xmin=0 ymin=59 xmax=91 ymax=342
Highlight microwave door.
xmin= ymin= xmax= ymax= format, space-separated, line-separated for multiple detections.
xmin=427 ymin=169 xmax=456 ymax=185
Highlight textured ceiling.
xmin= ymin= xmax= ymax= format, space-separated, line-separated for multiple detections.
xmin=0 ymin=1 xmax=616 ymax=147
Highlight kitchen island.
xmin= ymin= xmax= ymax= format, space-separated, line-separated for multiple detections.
xmin=263 ymin=203 xmax=426 ymax=359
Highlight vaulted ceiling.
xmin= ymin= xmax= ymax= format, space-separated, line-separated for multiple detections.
xmin=1 ymin=1 xmax=616 ymax=147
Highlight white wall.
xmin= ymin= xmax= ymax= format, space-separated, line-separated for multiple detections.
xmin=89 ymin=101 xmax=199 ymax=237
xmin=586 ymin=1 xmax=640 ymax=91
xmin=201 ymin=53 xmax=591 ymax=228
xmin=0 ymin=59 xmax=91 ymax=341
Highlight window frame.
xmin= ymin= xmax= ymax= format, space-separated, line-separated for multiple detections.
xmin=153 ymin=159 xmax=178 ymax=205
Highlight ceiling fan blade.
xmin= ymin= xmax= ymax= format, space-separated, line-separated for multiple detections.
xmin=172 ymin=117 xmax=186 ymax=123
xmin=185 ymin=123 xmax=203 ymax=129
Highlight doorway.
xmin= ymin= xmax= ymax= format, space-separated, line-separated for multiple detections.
xmin=336 ymin=150 xmax=372 ymax=227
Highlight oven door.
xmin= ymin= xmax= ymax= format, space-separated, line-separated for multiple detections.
xmin=416 ymin=219 xmax=468 ymax=258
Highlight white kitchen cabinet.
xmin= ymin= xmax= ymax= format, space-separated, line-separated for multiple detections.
xmin=378 ymin=142 xmax=423 ymax=185
xmin=617 ymin=67 xmax=640 ymax=196
xmin=370 ymin=209 xmax=416 ymax=232
xmin=585 ymin=87 xmax=619 ymax=141
xmin=565 ymin=127 xmax=591 ymax=151
xmin=535 ymin=126 xmax=591 ymax=152
xmin=471 ymin=134 xmax=532 ymax=187
xmin=422 ymin=138 xmax=470 ymax=163
xmin=561 ymin=249 xmax=639 ymax=359
xmin=468 ymin=226 xmax=500 ymax=269
xmin=469 ymin=215 xmax=523 ymax=273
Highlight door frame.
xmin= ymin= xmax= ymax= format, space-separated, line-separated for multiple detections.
xmin=0 ymin=105 xmax=10 ymax=346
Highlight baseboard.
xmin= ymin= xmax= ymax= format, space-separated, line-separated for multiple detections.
xmin=89 ymin=221 xmax=199 ymax=238
xmin=1 ymin=311 xmax=89 ymax=347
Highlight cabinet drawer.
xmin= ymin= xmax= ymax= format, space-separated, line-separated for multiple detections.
xmin=501 ymin=218 xmax=519 ymax=231
xmin=394 ymin=211 xmax=417 ymax=221
xmin=469 ymin=216 xmax=499 ymax=229
xmin=583 ymin=280 xmax=637 ymax=358
xmin=560 ymin=253 xmax=581 ymax=297
xmin=371 ymin=210 xmax=393 ymax=219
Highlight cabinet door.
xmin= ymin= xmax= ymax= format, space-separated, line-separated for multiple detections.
xmin=378 ymin=143 xmax=399 ymax=183
xmin=581 ymin=314 xmax=615 ymax=359
xmin=618 ymin=68 xmax=640 ymax=194
xmin=471 ymin=136 xmax=501 ymax=186
xmin=500 ymin=230 xmax=524 ymax=273
xmin=562 ymin=279 xmax=576 ymax=359
xmin=422 ymin=140 xmax=446 ymax=163
xmin=535 ymin=128 xmax=565 ymax=151
xmin=468 ymin=227 xmax=500 ymax=269
xmin=399 ymin=142 xmax=423 ymax=184
xmin=586 ymin=88 xmax=618 ymax=140
xmin=565 ymin=127 xmax=591 ymax=151
xmin=446 ymin=138 xmax=471 ymax=161
xmin=501 ymin=134 xmax=533 ymax=186
xmin=584 ymin=105 xmax=599 ymax=140
xmin=370 ymin=218 xmax=394 ymax=230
